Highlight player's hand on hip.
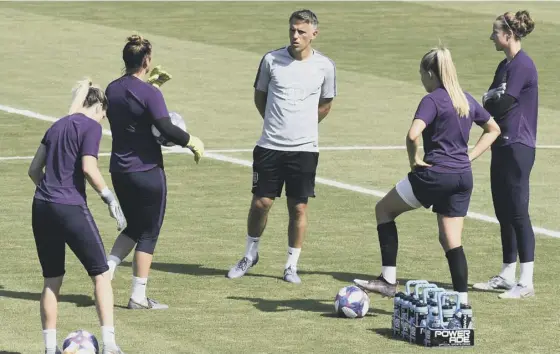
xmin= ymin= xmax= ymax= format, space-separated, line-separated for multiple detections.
xmin=147 ymin=65 xmax=172 ymax=88
xmin=410 ymin=158 xmax=432 ymax=171
xmin=186 ymin=135 xmax=205 ymax=164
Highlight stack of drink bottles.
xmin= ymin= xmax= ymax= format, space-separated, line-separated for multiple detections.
xmin=391 ymin=280 xmax=475 ymax=347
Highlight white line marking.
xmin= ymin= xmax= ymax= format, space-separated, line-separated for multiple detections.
xmin=2 ymin=103 xmax=559 ymax=238
xmin=0 ymin=155 xmax=35 ymax=161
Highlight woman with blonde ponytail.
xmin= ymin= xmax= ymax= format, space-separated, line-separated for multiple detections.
xmin=354 ymin=46 xmax=501 ymax=308
xmin=435 ymin=48 xmax=470 ymax=118
xmin=68 ymin=78 xmax=92 ymax=114
xmin=28 ymin=79 xmax=125 ymax=354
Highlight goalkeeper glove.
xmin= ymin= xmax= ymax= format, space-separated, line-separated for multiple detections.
xmin=99 ymin=187 xmax=127 ymax=231
xmin=186 ymin=135 xmax=205 ymax=164
xmin=482 ymin=83 xmax=506 ymax=105
xmin=147 ymin=65 xmax=172 ymax=88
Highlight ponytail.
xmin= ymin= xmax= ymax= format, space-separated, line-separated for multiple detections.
xmin=68 ymin=78 xmax=92 ymax=114
xmin=421 ymin=46 xmax=470 ymax=118
xmin=435 ymin=48 xmax=470 ymax=118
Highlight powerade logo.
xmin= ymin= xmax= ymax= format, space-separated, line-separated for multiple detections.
xmin=434 ymin=330 xmax=471 ymax=344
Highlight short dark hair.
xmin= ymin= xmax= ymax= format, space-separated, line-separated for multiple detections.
xmin=289 ymin=9 xmax=318 ymax=27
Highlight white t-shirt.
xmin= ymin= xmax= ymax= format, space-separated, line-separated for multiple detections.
xmin=253 ymin=46 xmax=337 ymax=152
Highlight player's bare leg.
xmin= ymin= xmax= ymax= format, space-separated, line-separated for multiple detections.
xmin=42 ymin=276 xmax=62 ymax=354
xmin=283 ymin=198 xmax=308 ymax=283
xmin=91 ymin=272 xmax=123 ymax=352
xmin=227 ymin=196 xmax=274 ymax=279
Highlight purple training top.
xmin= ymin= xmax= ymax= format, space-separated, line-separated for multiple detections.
xmin=105 ymin=75 xmax=170 ymax=173
xmin=34 ymin=113 xmax=102 ymax=205
xmin=488 ymin=50 xmax=538 ymax=148
xmin=414 ymin=88 xmax=491 ymax=173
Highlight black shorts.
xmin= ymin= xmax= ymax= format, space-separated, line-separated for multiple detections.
xmin=251 ymin=146 xmax=319 ymax=199
xmin=408 ymin=168 xmax=473 ymax=217
xmin=111 ymin=167 xmax=167 ymax=254
xmin=32 ymin=199 xmax=109 ymax=278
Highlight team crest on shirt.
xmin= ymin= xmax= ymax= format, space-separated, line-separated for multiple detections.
xmin=280 ymin=82 xmax=307 ymax=105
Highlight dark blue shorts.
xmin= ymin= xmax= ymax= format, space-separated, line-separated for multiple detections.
xmin=111 ymin=167 xmax=167 ymax=254
xmin=32 ymin=199 xmax=109 ymax=278
xmin=408 ymin=168 xmax=473 ymax=217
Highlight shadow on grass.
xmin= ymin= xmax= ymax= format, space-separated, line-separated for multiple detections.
xmin=228 ymin=296 xmax=393 ymax=316
xmin=0 ymin=288 xmax=94 ymax=307
xmin=120 ymin=261 xmax=277 ymax=279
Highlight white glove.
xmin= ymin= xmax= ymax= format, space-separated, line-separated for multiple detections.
xmin=99 ymin=187 xmax=127 ymax=231
xmin=482 ymin=83 xmax=506 ymax=105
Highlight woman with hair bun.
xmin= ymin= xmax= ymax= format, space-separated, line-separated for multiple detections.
xmin=104 ymin=34 xmax=204 ymax=310
xmin=473 ymin=11 xmax=539 ymax=299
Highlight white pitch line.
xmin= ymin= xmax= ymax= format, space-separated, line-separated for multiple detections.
xmin=2 ymin=103 xmax=560 ymax=239
xmin=3 ymin=143 xmax=557 ymax=161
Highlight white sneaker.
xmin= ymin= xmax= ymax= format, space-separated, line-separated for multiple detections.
xmin=498 ymin=284 xmax=535 ymax=299
xmin=472 ymin=275 xmax=515 ymax=291
xmin=283 ymin=266 xmax=301 ymax=284
xmin=127 ymin=297 xmax=169 ymax=310
xmin=227 ymin=254 xmax=259 ymax=279
xmin=45 ymin=348 xmax=61 ymax=354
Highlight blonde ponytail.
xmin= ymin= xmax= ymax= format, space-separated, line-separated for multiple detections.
xmin=435 ymin=48 xmax=470 ymax=118
xmin=68 ymin=78 xmax=92 ymax=114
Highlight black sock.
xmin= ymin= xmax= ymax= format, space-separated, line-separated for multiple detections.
xmin=446 ymin=246 xmax=468 ymax=292
xmin=378 ymin=221 xmax=398 ymax=267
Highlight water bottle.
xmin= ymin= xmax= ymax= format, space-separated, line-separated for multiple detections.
xmin=393 ymin=292 xmax=404 ymax=318
xmin=441 ymin=303 xmax=454 ymax=326
xmin=460 ymin=304 xmax=473 ymax=329
xmin=415 ymin=301 xmax=428 ymax=327
xmin=408 ymin=298 xmax=418 ymax=323
xmin=409 ymin=299 xmax=419 ymax=333
xmin=431 ymin=310 xmax=443 ymax=329
xmin=446 ymin=308 xmax=463 ymax=329
xmin=393 ymin=292 xmax=404 ymax=334
xmin=428 ymin=306 xmax=440 ymax=328
xmin=400 ymin=295 xmax=411 ymax=338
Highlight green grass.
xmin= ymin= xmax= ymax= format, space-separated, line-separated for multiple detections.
xmin=0 ymin=2 xmax=559 ymax=353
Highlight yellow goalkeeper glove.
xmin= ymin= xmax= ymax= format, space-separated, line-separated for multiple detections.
xmin=147 ymin=65 xmax=172 ymax=88
xmin=186 ymin=135 xmax=205 ymax=164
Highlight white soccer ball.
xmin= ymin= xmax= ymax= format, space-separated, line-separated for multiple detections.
xmin=62 ymin=329 xmax=99 ymax=353
xmin=151 ymin=111 xmax=187 ymax=147
xmin=334 ymin=285 xmax=370 ymax=318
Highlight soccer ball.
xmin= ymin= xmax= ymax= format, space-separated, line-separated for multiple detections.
xmin=334 ymin=285 xmax=370 ymax=318
xmin=62 ymin=330 xmax=99 ymax=354
xmin=151 ymin=111 xmax=187 ymax=147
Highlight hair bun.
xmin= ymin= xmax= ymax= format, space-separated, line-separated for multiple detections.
xmin=127 ymin=34 xmax=144 ymax=45
xmin=513 ymin=10 xmax=535 ymax=38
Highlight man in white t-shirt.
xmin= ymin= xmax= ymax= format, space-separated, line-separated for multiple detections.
xmin=227 ymin=9 xmax=337 ymax=283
